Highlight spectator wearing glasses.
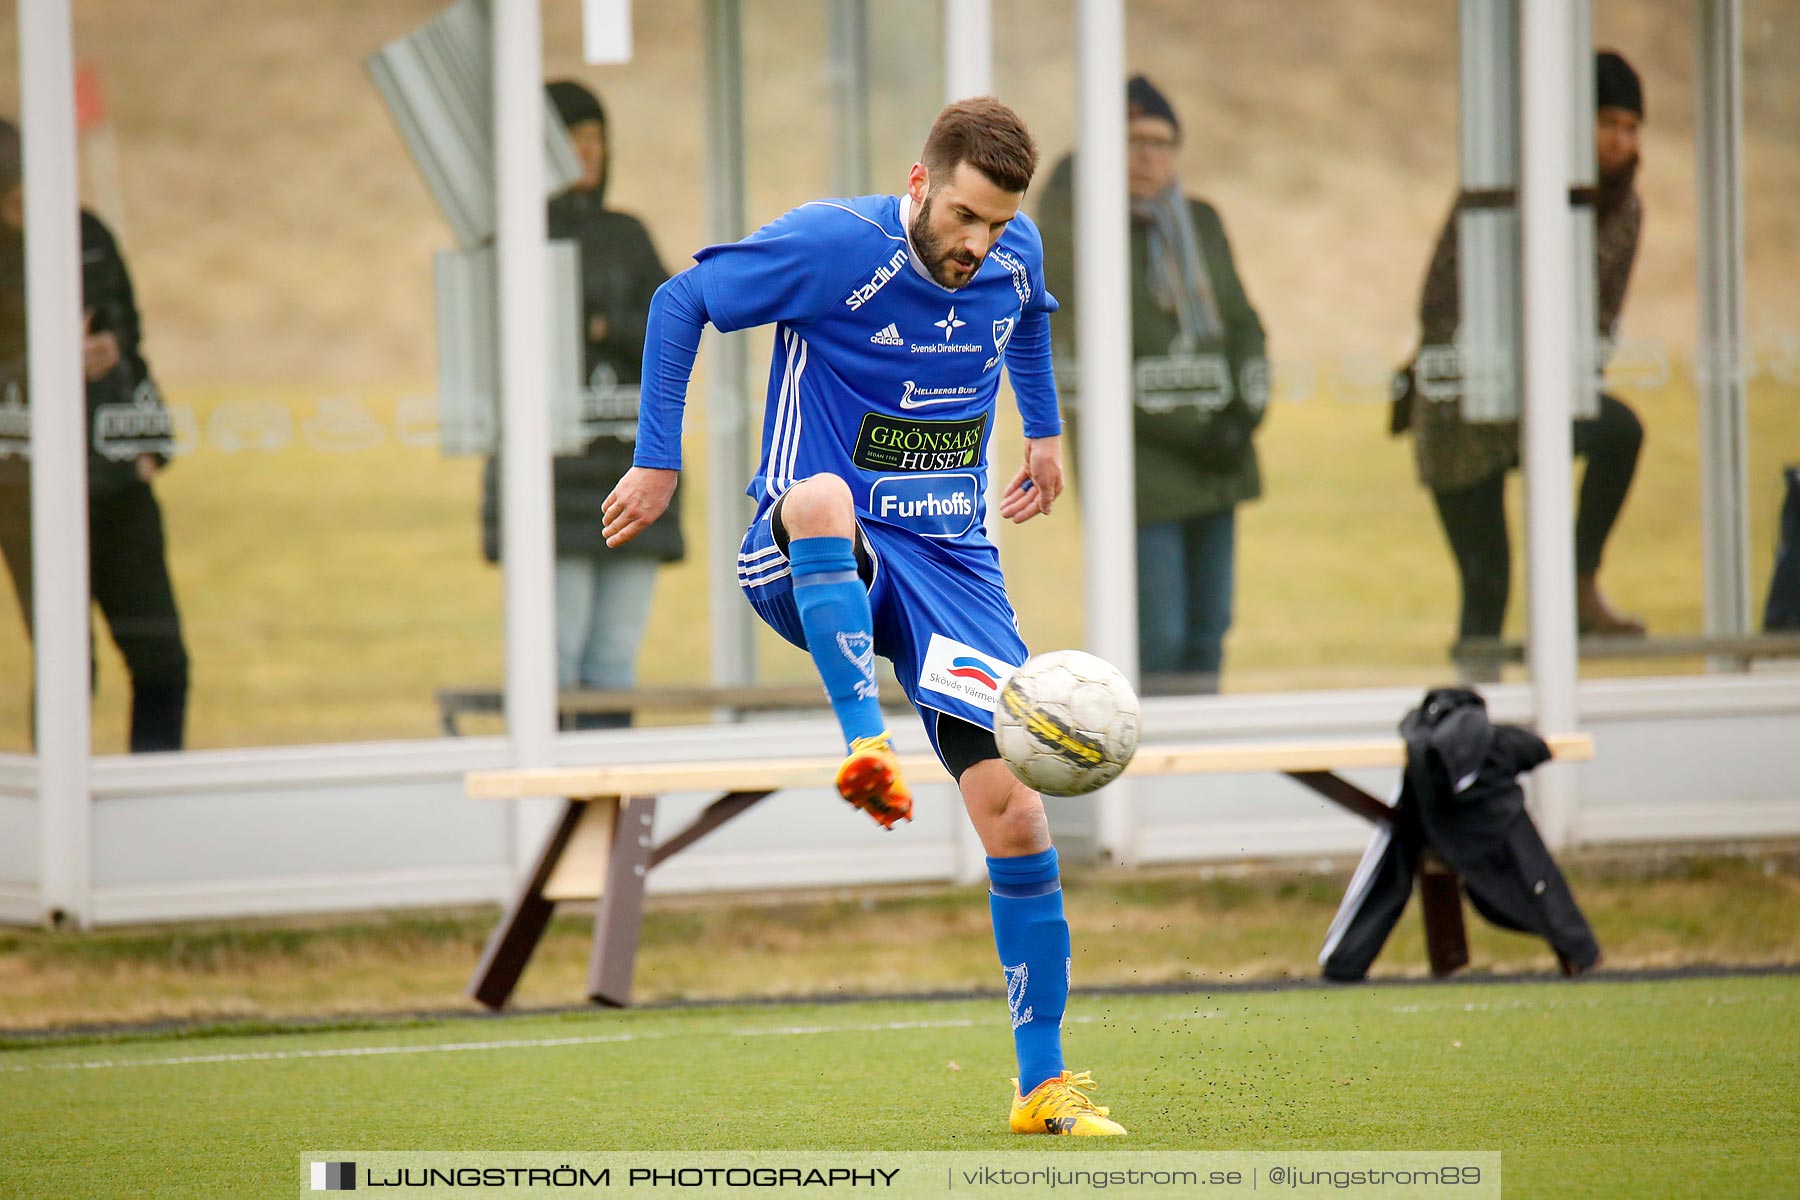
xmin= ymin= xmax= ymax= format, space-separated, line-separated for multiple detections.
xmin=1039 ymin=75 xmax=1269 ymax=693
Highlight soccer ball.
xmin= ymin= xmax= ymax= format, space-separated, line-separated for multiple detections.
xmin=992 ymin=650 xmax=1140 ymax=796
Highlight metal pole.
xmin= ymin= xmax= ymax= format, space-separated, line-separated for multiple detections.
xmin=941 ymin=0 xmax=993 ymax=885
xmin=1567 ymin=1 xmax=1599 ymax=422
xmin=943 ymin=0 xmax=997 ymax=532
xmin=21 ymin=0 xmax=90 ymax=928
xmin=1457 ymin=0 xmax=1520 ymax=424
xmin=1696 ymin=0 xmax=1751 ymax=645
xmin=828 ymin=0 xmax=871 ymax=197
xmin=494 ymin=0 xmax=558 ymax=866
xmin=1075 ymin=0 xmax=1137 ymax=865
xmin=942 ymin=0 xmax=993 ymax=101
xmin=1520 ymin=0 xmax=1580 ymax=847
xmin=702 ymin=0 xmax=757 ymax=689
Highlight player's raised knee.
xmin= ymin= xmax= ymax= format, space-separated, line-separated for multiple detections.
xmin=781 ymin=474 xmax=857 ymax=538
xmin=962 ymin=760 xmax=1052 ymax=855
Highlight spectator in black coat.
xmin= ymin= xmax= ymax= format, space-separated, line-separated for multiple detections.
xmin=481 ymin=82 xmax=682 ymax=725
xmin=0 ymin=118 xmax=189 ymax=752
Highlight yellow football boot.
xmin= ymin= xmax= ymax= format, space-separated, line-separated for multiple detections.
xmin=834 ymin=732 xmax=913 ymax=829
xmin=1009 ymin=1070 xmax=1128 ymax=1136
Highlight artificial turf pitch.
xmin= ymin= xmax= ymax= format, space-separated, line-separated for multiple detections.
xmin=4 ymin=973 xmax=1795 ymax=1199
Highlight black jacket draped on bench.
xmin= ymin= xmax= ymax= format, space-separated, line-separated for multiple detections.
xmin=1320 ymin=688 xmax=1601 ymax=981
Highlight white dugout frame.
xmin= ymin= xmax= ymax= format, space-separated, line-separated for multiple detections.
xmin=1 ymin=0 xmax=1789 ymax=928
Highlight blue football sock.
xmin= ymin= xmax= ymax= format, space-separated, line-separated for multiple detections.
xmin=787 ymin=536 xmax=885 ymax=751
xmin=988 ymin=846 xmax=1070 ymax=1093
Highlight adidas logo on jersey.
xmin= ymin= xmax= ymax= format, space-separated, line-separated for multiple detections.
xmin=870 ymin=323 xmax=904 ymax=346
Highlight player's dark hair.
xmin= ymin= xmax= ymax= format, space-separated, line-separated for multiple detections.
xmin=921 ymin=97 xmax=1039 ymax=195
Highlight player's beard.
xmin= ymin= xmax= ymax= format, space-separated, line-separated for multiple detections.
xmin=910 ymin=194 xmax=981 ymax=290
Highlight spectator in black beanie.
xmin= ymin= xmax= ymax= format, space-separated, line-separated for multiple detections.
xmin=1404 ymin=50 xmax=1649 ymax=671
xmin=1594 ymin=51 xmax=1644 ymax=220
xmin=480 ymin=81 xmax=681 ymax=727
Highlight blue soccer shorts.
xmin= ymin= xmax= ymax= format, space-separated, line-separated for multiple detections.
xmin=736 ymin=499 xmax=1028 ymax=767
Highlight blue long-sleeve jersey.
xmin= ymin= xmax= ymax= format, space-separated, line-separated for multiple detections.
xmin=633 ymin=192 xmax=1061 ymax=548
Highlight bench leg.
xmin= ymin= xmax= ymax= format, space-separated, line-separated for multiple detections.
xmin=1283 ymin=770 xmax=1471 ymax=976
xmin=649 ymin=790 xmax=774 ymax=866
xmin=1284 ymin=770 xmax=1396 ymax=826
xmin=587 ymin=796 xmax=658 ymax=1007
xmin=468 ymin=798 xmax=590 ymax=1010
xmin=580 ymin=790 xmax=776 ymax=1007
xmin=1418 ymin=853 xmax=1471 ymax=977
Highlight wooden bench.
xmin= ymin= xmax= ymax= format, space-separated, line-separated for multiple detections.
xmin=463 ymin=733 xmax=1595 ymax=1009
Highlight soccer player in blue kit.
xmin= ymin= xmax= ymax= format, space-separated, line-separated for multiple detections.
xmin=602 ymin=98 xmax=1125 ymax=1136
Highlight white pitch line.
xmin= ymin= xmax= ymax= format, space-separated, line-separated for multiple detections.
xmin=22 ymin=983 xmax=1771 ymax=1076
xmin=1384 ymin=989 xmax=1782 ymax=1016
xmin=3 ymin=1013 xmax=1079 ymax=1075
xmin=3 ymin=1030 xmax=661 ymax=1074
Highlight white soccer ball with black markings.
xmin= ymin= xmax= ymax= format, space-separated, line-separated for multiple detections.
xmin=992 ymin=650 xmax=1140 ymax=796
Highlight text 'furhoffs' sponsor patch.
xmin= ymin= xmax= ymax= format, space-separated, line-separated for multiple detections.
xmin=868 ymin=474 xmax=980 ymax=538
xmin=852 ymin=411 xmax=987 ymax=473
xmin=917 ymin=633 xmax=1019 ymax=713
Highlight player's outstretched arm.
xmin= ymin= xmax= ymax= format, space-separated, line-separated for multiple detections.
xmin=603 ymin=264 xmax=714 ymax=547
xmin=603 ymin=466 xmax=678 ymax=548
xmin=999 ymin=299 xmax=1062 ymax=525
xmin=602 ymin=205 xmax=862 ymax=549
xmin=999 ymin=435 xmax=1063 ymax=524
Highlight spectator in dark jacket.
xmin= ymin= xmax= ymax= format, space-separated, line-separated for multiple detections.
xmin=1407 ymin=51 xmax=1649 ymax=659
xmin=1039 ymin=76 xmax=1268 ymax=693
xmin=480 ymin=81 xmax=681 ymax=725
xmin=0 ymin=118 xmax=189 ymax=752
